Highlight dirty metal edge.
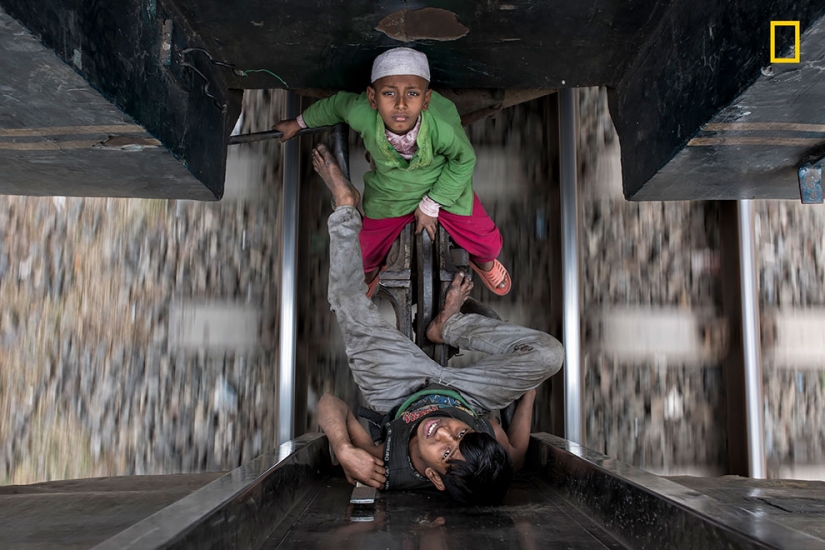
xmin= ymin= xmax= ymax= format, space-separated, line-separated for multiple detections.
xmin=92 ymin=433 xmax=331 ymax=550
xmin=529 ymin=433 xmax=824 ymax=550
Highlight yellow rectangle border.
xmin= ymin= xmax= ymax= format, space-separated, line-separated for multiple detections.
xmin=770 ymin=21 xmax=800 ymax=63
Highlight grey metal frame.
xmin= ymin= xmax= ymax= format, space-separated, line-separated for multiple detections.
xmin=738 ymin=200 xmax=767 ymax=478
xmin=278 ymin=91 xmax=300 ymax=445
xmin=558 ymin=88 xmax=583 ymax=444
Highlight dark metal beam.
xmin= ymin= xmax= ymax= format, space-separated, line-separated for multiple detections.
xmin=91 ymin=434 xmax=330 ymax=550
xmin=0 ymin=7 xmax=218 ymax=199
xmin=4 ymin=0 xmax=825 ymax=200
xmin=622 ymin=8 xmax=825 ymax=201
xmin=529 ymin=433 xmax=823 ymax=549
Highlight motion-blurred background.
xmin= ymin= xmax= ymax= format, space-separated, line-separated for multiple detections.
xmin=1 ymin=89 xmax=822 ymax=486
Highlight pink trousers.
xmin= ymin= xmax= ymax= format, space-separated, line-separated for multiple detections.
xmin=359 ymin=194 xmax=503 ymax=273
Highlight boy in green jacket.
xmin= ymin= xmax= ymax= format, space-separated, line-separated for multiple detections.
xmin=275 ymin=47 xmax=510 ymax=296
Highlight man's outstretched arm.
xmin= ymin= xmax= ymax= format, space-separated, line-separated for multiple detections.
xmin=318 ymin=393 xmax=386 ymax=488
xmin=491 ymin=389 xmax=536 ymax=471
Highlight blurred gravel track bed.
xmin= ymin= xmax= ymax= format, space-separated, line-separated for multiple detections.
xmin=0 ymin=195 xmax=282 ymax=484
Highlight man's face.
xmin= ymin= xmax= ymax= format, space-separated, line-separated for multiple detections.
xmin=412 ymin=416 xmax=474 ymax=477
xmin=367 ymin=75 xmax=432 ymax=135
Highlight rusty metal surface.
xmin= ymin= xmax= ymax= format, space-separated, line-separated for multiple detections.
xmin=375 ymin=7 xmax=469 ymax=42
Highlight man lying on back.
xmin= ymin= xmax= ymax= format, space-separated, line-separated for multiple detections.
xmin=311 ymin=143 xmax=564 ymax=504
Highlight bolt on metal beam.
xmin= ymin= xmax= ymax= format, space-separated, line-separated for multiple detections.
xmin=798 ymin=158 xmax=824 ymax=204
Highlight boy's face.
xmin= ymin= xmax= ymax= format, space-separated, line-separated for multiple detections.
xmin=367 ymin=74 xmax=432 ymax=135
xmin=409 ymin=416 xmax=474 ymax=489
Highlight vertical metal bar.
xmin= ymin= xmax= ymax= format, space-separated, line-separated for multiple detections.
xmin=558 ymin=88 xmax=582 ymax=444
xmin=718 ymin=201 xmax=748 ymax=476
xmin=330 ymin=123 xmax=351 ymax=181
xmin=544 ymin=94 xmax=566 ymax=437
xmin=278 ymin=91 xmax=300 ymax=445
xmin=416 ymin=229 xmax=435 ymax=360
xmin=738 ymin=200 xmax=766 ymax=478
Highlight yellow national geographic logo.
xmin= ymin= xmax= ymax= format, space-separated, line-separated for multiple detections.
xmin=770 ymin=21 xmax=800 ymax=63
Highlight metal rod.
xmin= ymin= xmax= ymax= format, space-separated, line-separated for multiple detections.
xmin=558 ymin=88 xmax=582 ymax=445
xmin=329 ymin=123 xmax=351 ymax=181
xmin=278 ymin=91 xmax=300 ymax=445
xmin=737 ymin=200 xmax=766 ymax=478
xmin=228 ymin=125 xmax=329 ymax=145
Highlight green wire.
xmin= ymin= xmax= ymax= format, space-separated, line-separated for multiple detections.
xmin=241 ymin=69 xmax=288 ymax=88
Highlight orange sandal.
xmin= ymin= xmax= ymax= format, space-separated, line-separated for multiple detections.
xmin=470 ymin=260 xmax=512 ymax=296
xmin=366 ymin=275 xmax=380 ymax=298
xmin=366 ymin=266 xmax=387 ymax=299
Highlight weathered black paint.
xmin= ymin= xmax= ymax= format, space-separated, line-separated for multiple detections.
xmin=2 ymin=0 xmax=825 ymax=199
xmin=0 ymin=7 xmax=215 ymax=199
xmin=173 ymin=0 xmax=660 ymax=91
xmin=531 ymin=433 xmax=825 ymax=549
xmin=616 ymin=1 xmax=825 ymax=200
xmin=1 ymin=0 xmax=240 ymax=198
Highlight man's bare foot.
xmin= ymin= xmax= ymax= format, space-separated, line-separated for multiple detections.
xmin=312 ymin=144 xmax=360 ymax=208
xmin=426 ymin=271 xmax=473 ymax=344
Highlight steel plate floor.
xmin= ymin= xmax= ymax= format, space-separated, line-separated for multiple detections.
xmin=262 ymin=474 xmax=626 ymax=550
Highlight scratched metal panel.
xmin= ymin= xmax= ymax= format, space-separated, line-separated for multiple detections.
xmin=0 ymin=0 xmax=237 ymax=199
xmin=617 ymin=2 xmax=825 ymax=201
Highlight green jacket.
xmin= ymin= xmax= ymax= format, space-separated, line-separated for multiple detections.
xmin=302 ymin=91 xmax=475 ymax=219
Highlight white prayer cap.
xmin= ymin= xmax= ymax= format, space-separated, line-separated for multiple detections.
xmin=371 ymin=47 xmax=430 ymax=83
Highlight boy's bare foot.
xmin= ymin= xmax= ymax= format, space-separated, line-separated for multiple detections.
xmin=312 ymin=144 xmax=360 ymax=208
xmin=426 ymin=271 xmax=473 ymax=344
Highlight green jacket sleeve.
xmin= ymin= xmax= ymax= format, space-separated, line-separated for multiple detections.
xmin=427 ymin=123 xmax=476 ymax=208
xmin=301 ymin=92 xmax=364 ymax=128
